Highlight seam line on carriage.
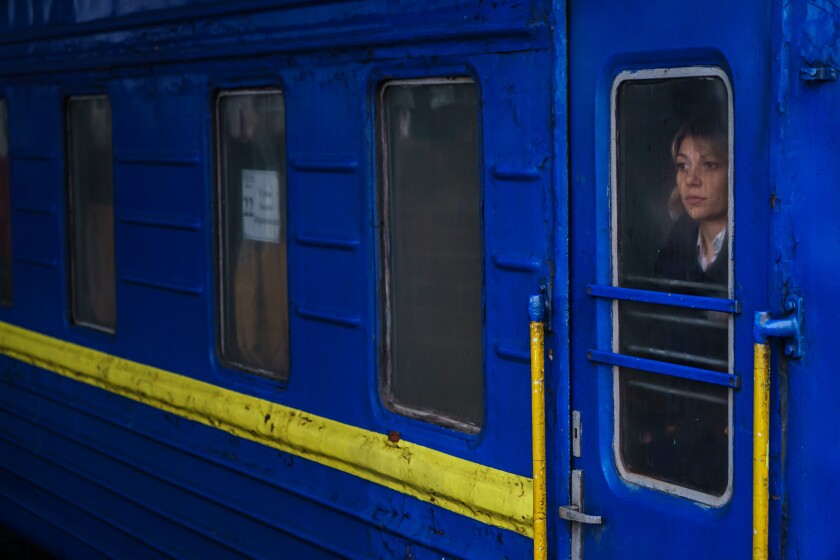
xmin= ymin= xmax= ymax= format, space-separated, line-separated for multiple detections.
xmin=0 ymin=462 xmax=177 ymax=558
xmin=291 ymin=155 xmax=358 ymax=173
xmin=0 ymin=402 xmax=375 ymax=560
xmin=119 ymin=213 xmax=202 ymax=232
xmin=9 ymin=149 xmax=54 ymax=161
xmin=490 ymin=163 xmax=542 ymax=181
xmin=293 ymin=304 xmax=361 ymax=328
xmin=0 ymin=489 xmax=116 ymax=559
xmin=294 ymin=232 xmax=360 ymax=251
xmin=13 ymin=255 xmax=58 ymax=269
xmin=121 ymin=275 xmax=204 ymax=296
xmin=0 ymin=375 xmax=471 ymax=560
xmin=115 ymin=150 xmax=200 ymax=166
xmin=13 ymin=204 xmax=56 ymax=216
xmin=0 ymin=429 xmax=337 ymax=559
xmin=493 ymin=341 xmax=530 ymax=363
xmin=490 ymin=252 xmax=541 ymax=273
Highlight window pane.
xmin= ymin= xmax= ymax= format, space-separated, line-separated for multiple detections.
xmin=217 ymin=91 xmax=288 ymax=378
xmin=0 ymin=101 xmax=11 ymax=305
xmin=614 ymin=74 xmax=731 ymax=497
xmin=67 ymin=96 xmax=115 ymax=331
xmin=380 ymin=80 xmax=483 ymax=430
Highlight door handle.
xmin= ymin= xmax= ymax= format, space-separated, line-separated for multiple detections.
xmin=558 ymin=505 xmax=603 ymax=525
xmin=558 ymin=469 xmax=603 ymax=525
xmin=558 ymin=470 xmax=603 ymax=560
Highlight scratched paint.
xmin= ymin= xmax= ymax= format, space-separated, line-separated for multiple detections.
xmin=0 ymin=320 xmax=535 ymax=537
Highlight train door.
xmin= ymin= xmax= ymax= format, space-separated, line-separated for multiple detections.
xmin=564 ymin=1 xmax=772 ymax=558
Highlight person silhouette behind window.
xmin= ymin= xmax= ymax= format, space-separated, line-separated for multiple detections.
xmin=654 ymin=115 xmax=729 ymax=288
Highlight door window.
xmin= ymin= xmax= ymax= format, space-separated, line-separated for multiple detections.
xmin=610 ymin=69 xmax=733 ymax=502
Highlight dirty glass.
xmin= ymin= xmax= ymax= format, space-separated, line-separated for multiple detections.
xmin=379 ymin=80 xmax=483 ymax=430
xmin=0 ymin=101 xmax=11 ymax=306
xmin=67 ymin=96 xmax=115 ymax=331
xmin=614 ymin=75 xmax=731 ymax=497
xmin=217 ymin=91 xmax=288 ymax=378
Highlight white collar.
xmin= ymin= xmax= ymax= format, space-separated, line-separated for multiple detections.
xmin=697 ymin=228 xmax=726 ymax=272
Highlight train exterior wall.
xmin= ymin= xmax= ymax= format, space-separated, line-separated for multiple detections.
xmin=0 ymin=1 xmax=560 ymax=558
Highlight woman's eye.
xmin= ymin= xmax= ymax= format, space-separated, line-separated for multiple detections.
xmin=677 ymin=163 xmax=688 ymax=170
xmin=705 ymin=161 xmax=719 ymax=169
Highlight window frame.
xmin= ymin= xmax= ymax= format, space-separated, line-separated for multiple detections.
xmin=213 ymin=87 xmax=291 ymax=379
xmin=65 ymin=94 xmax=117 ymax=334
xmin=376 ymin=76 xmax=485 ymax=434
xmin=609 ymin=66 xmax=735 ymax=506
xmin=0 ymin=97 xmax=12 ymax=307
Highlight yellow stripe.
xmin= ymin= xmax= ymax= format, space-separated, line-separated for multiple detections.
xmin=0 ymin=322 xmax=533 ymax=537
xmin=753 ymin=343 xmax=770 ymax=560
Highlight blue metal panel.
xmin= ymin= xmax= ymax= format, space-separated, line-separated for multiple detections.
xmin=0 ymin=1 xmax=555 ymax=558
xmin=569 ymin=0 xmax=772 ymax=557
xmin=5 ymin=87 xmax=66 ymax=337
xmin=0 ymin=362 xmax=534 ymax=559
xmin=770 ymin=2 xmax=840 ymax=558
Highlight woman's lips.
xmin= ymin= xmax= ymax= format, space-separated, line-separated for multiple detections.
xmin=685 ymin=196 xmax=706 ymax=205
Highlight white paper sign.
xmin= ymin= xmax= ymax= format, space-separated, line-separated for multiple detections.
xmin=241 ymin=169 xmax=281 ymax=243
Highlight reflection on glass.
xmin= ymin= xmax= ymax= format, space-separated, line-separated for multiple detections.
xmin=620 ymin=369 xmax=728 ymax=495
xmin=0 ymin=101 xmax=11 ymax=305
xmin=217 ymin=91 xmax=288 ymax=378
xmin=380 ymin=80 xmax=483 ymax=430
xmin=615 ymin=75 xmax=730 ymax=497
xmin=67 ymin=96 xmax=115 ymax=331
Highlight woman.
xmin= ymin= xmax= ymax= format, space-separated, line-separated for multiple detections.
xmin=654 ymin=115 xmax=729 ymax=287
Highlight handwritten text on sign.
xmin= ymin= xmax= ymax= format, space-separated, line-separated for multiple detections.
xmin=242 ymin=169 xmax=281 ymax=243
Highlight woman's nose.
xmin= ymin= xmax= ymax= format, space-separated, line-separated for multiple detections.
xmin=686 ymin=166 xmax=701 ymax=186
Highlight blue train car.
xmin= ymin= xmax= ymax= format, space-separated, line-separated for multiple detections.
xmin=0 ymin=1 xmax=837 ymax=558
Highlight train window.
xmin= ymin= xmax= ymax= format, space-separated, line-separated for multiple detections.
xmin=612 ymin=70 xmax=733 ymax=500
xmin=215 ymin=90 xmax=289 ymax=378
xmin=378 ymin=78 xmax=483 ymax=432
xmin=0 ymin=100 xmax=11 ymax=306
xmin=66 ymin=96 xmax=116 ymax=332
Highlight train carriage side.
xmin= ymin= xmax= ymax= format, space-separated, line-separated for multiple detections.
xmin=0 ymin=1 xmax=564 ymax=559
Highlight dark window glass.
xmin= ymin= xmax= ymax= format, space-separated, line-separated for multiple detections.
xmin=379 ymin=79 xmax=483 ymax=431
xmin=614 ymin=74 xmax=731 ymax=497
xmin=0 ymin=101 xmax=11 ymax=305
xmin=67 ymin=96 xmax=115 ymax=331
xmin=217 ymin=91 xmax=288 ymax=378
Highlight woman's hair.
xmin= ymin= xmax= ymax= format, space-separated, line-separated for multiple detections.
xmin=667 ymin=113 xmax=728 ymax=219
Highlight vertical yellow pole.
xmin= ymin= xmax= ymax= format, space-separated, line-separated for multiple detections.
xmin=753 ymin=342 xmax=770 ymax=560
xmin=529 ymin=295 xmax=547 ymax=560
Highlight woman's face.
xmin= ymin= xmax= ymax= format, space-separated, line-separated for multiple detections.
xmin=676 ymin=135 xmax=728 ymax=225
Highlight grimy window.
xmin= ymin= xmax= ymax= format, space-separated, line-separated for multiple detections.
xmin=67 ymin=96 xmax=116 ymax=332
xmin=0 ymin=100 xmax=11 ymax=306
xmin=216 ymin=90 xmax=289 ymax=378
xmin=612 ymin=70 xmax=732 ymax=501
xmin=378 ymin=78 xmax=483 ymax=432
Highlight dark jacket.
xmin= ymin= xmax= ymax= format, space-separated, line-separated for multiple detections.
xmin=654 ymin=214 xmax=728 ymax=289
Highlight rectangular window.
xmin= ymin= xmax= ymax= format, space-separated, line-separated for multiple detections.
xmin=611 ymin=69 xmax=733 ymax=502
xmin=0 ymin=100 xmax=11 ymax=305
xmin=216 ymin=90 xmax=289 ymax=378
xmin=379 ymin=79 xmax=483 ymax=432
xmin=67 ymin=96 xmax=116 ymax=331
